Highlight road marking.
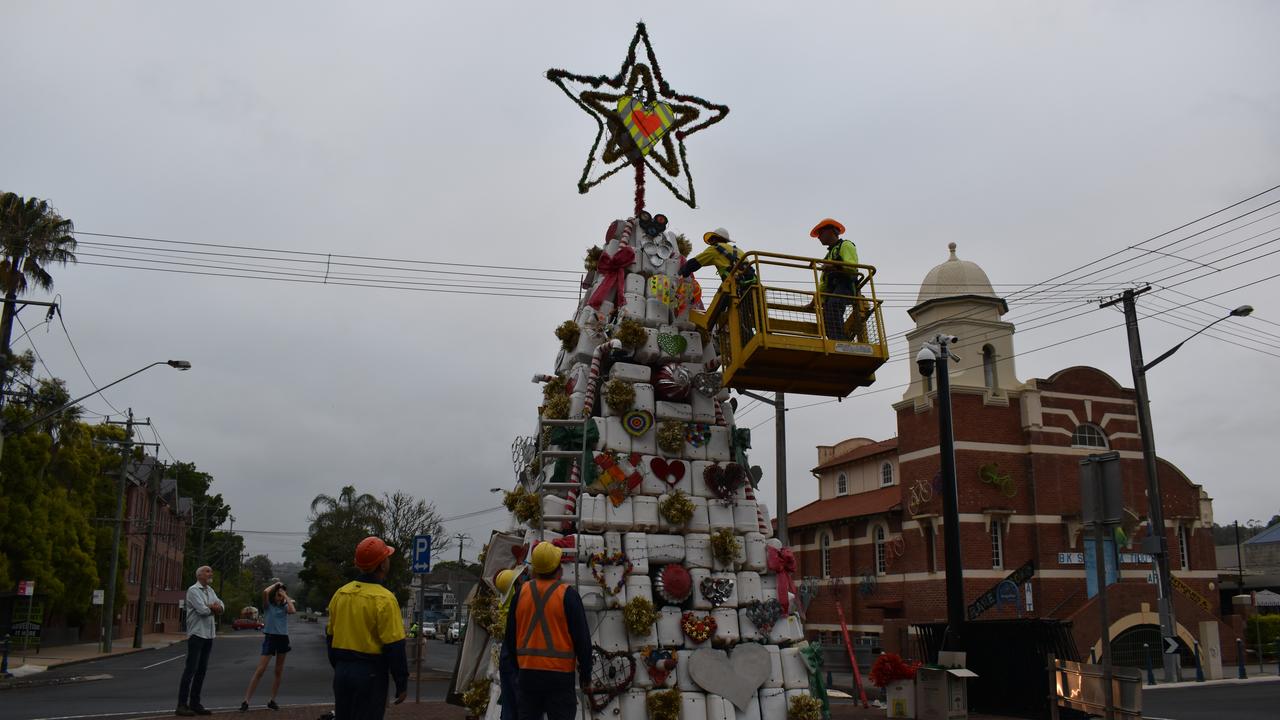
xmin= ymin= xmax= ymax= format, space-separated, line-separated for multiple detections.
xmin=141 ymin=654 xmax=184 ymax=669
xmin=31 ymin=711 xmax=171 ymax=720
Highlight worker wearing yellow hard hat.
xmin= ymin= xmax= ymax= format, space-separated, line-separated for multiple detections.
xmin=678 ymin=227 xmax=757 ymax=287
xmin=493 ymin=566 xmax=522 ymax=720
xmin=812 ymin=218 xmax=861 ymax=340
xmin=502 ymin=542 xmax=591 ymax=720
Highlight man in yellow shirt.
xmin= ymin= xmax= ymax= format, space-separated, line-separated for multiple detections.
xmin=678 ymin=227 xmax=756 ymax=286
xmin=326 ymin=536 xmax=409 ymax=720
xmin=812 ymin=218 xmax=860 ymax=340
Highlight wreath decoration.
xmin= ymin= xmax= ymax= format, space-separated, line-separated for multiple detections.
xmin=588 ymin=550 xmax=634 ymax=598
xmin=623 ymin=596 xmax=659 ymax=636
xmin=787 ymin=695 xmax=824 ymax=720
xmin=647 ymin=688 xmax=682 ymax=720
xmin=614 ymin=318 xmax=648 ymax=349
xmin=680 ymin=611 xmax=717 ymax=644
xmin=698 ymin=576 xmax=734 ymax=607
xmin=656 ymin=564 xmax=692 ymax=604
xmin=603 ymin=378 xmax=636 ymax=413
xmin=675 ymin=233 xmax=692 ymax=257
xmin=658 ymin=490 xmax=694 ymax=526
xmin=555 ymin=320 xmax=581 ymax=352
xmin=584 ymin=245 xmax=603 ymax=272
xmin=657 ymin=420 xmax=686 ymax=454
xmin=461 ymin=678 xmax=492 ymax=717
xmin=709 ymin=528 xmax=742 ymax=566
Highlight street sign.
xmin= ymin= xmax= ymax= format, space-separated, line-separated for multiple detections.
xmin=18 ymin=579 xmax=35 ymax=596
xmin=412 ymin=534 xmax=433 ymax=574
xmin=1163 ymin=637 xmax=1180 ymax=655
xmin=92 ymin=589 xmax=105 ymax=605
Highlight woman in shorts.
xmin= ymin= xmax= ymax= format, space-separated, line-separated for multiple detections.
xmin=240 ymin=581 xmax=295 ymax=711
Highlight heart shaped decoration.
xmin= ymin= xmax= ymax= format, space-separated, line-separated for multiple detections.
xmin=693 ymin=371 xmax=722 ymax=397
xmin=587 ymin=550 xmax=633 ymax=598
xmin=623 ymin=409 xmax=654 ymax=437
xmin=642 ymin=645 xmax=678 ymax=687
xmin=587 ymin=647 xmax=637 ymax=712
xmin=688 ymin=644 xmax=772 ymax=711
xmin=703 ymin=462 xmax=747 ymax=501
xmin=511 ymin=544 xmax=529 ymax=563
xmin=615 ymin=95 xmax=674 ymax=156
xmin=680 ymin=611 xmax=717 ymax=644
xmin=743 ymin=598 xmax=784 ymax=634
xmin=649 ymin=457 xmax=687 ymax=487
xmin=657 ymin=333 xmax=688 ymax=357
xmin=699 ymin=576 xmax=734 ymax=607
xmin=685 ymin=422 xmax=712 ymax=448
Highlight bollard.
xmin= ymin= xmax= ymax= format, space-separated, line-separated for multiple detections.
xmin=1193 ymin=641 xmax=1204 ymax=682
xmin=1144 ymin=643 xmax=1155 ymax=685
xmin=1236 ymin=638 xmax=1247 ymax=679
xmin=1 ymin=634 xmax=10 ymax=677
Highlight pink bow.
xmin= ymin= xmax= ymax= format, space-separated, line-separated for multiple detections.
xmin=587 ymin=247 xmax=636 ymax=310
xmin=767 ymin=545 xmax=798 ymax=615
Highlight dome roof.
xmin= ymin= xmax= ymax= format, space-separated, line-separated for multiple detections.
xmin=915 ymin=242 xmax=997 ymax=305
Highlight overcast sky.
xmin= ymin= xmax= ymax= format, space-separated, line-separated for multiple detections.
xmin=3 ymin=2 xmax=1278 ymax=564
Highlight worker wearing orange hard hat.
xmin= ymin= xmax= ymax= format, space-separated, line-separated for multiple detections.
xmin=678 ymin=227 xmax=756 ymax=287
xmin=811 ymin=218 xmax=861 ymax=340
xmin=502 ymin=542 xmax=591 ymax=720
xmin=325 ymin=536 xmax=409 ymax=719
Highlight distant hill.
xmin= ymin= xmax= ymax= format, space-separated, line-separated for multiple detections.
xmin=272 ymin=561 xmax=303 ymax=590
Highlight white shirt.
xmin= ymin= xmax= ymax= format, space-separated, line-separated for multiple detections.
xmin=185 ymin=582 xmax=221 ymax=639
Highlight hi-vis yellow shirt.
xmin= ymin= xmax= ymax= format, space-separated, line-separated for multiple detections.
xmin=326 ymin=579 xmax=405 ymax=655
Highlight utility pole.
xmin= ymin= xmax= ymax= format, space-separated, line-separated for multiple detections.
xmin=133 ymin=460 xmax=165 ymax=648
xmin=102 ymin=409 xmax=148 ymax=653
xmin=738 ymin=391 xmax=788 ymax=545
xmin=219 ymin=515 xmax=236 ymax=599
xmin=454 ymin=533 xmax=470 ymax=565
xmin=1234 ymin=521 xmax=1245 ymax=592
xmin=1100 ymin=286 xmax=1181 ymax=683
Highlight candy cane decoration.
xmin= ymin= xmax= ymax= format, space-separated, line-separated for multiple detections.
xmin=742 ymin=482 xmax=770 ymax=535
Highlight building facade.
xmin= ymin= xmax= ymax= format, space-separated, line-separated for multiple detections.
xmin=788 ymin=244 xmax=1233 ymax=668
xmin=116 ymin=456 xmax=192 ymax=639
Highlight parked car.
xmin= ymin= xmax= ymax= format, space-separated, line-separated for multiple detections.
xmin=446 ymin=622 xmax=463 ymax=644
xmin=232 ymin=617 xmax=265 ymax=631
xmin=421 ymin=623 xmax=437 ymax=639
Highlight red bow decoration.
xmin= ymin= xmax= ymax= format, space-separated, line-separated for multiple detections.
xmin=586 ymin=246 xmax=636 ymax=310
xmin=512 ymin=544 xmax=530 ymax=563
xmin=767 ymin=545 xmax=798 ymax=615
xmin=552 ymin=536 xmax=576 ymax=549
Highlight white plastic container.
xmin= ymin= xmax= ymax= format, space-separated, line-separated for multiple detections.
xmin=687 ymin=497 xmax=711 ymax=534
xmin=706 ymin=426 xmax=732 ymax=462
xmin=621 ymin=689 xmax=647 ymax=720
xmin=593 ymin=609 xmax=628 ymax=653
xmin=676 ymin=651 xmax=698 ymax=691
xmin=705 ymin=694 xmax=734 ymax=720
xmin=577 ymin=533 xmax=606 ymax=557
xmin=690 ymin=391 xmax=717 ymax=424
xmin=625 ymin=532 xmax=649 ymax=573
xmin=743 ymin=533 xmax=767 ymax=572
xmin=632 ymin=427 xmax=658 ymax=457
xmin=625 ymin=272 xmax=646 ymax=297
xmin=633 ymin=496 xmax=659 ymax=531
xmin=680 ymin=331 xmax=703 ymax=363
xmin=688 ymin=567 xmax=712 ymax=610
xmin=757 ymin=688 xmax=786 ymax=720
xmin=581 ymin=493 xmax=607 ymax=533
xmin=626 ymin=573 xmax=654 ymax=604
xmin=733 ymin=500 xmax=759 ymax=534
xmin=709 ymin=571 xmax=740 ymax=608
xmin=647 ymin=534 xmax=686 ymax=564
xmin=736 ymin=571 xmax=762 ymax=605
xmin=763 ymin=645 xmax=784 ymax=688
xmin=646 ymin=297 xmax=671 ymax=327
xmin=610 ymin=362 xmax=653 ymax=383
xmin=605 ymin=416 xmax=633 ymax=454
xmin=780 ymin=646 xmax=810 ymax=689
xmin=655 ymin=401 xmax=693 ymax=422
xmin=712 ymin=607 xmax=740 ymax=647
xmin=633 ymin=328 xmax=661 ymax=365
xmin=606 ymin=496 xmax=635 ymax=533
xmin=707 ymin=501 xmax=735 ymax=532
xmin=737 ymin=606 xmax=762 ymax=643
xmin=691 ymin=461 xmax=716 ymax=499
xmin=620 ymin=292 xmax=646 ymax=324
xmin=685 ymin=533 xmax=712 ymax=569
xmin=680 ymin=691 xmax=707 ymax=720
xmin=657 ymin=606 xmax=684 ymax=649
xmin=734 ymin=688 xmax=763 ymax=720
xmin=768 ymin=614 xmax=805 ymax=646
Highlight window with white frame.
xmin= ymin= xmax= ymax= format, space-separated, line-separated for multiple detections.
xmin=1071 ymin=423 xmax=1109 ymax=449
xmin=983 ymin=344 xmax=997 ymax=390
xmin=1179 ymin=525 xmax=1191 ymax=571
xmin=875 ymin=525 xmax=887 ymax=575
xmin=880 ymin=462 xmax=893 ymax=486
xmin=836 ymin=473 xmax=848 ymax=496
xmin=821 ymin=532 xmax=833 ymax=578
xmin=991 ymin=521 xmax=1004 ymax=569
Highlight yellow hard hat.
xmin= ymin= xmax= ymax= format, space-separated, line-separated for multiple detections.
xmin=530 ymin=541 xmax=563 ymax=575
xmin=495 ymin=569 xmax=516 ymax=594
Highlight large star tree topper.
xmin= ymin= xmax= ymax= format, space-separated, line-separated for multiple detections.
xmin=547 ymin=23 xmax=730 ymax=214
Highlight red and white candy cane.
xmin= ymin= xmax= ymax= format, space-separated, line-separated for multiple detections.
xmin=742 ymin=481 xmax=770 ymax=535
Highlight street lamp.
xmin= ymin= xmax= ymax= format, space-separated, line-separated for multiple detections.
xmin=1102 ymin=288 xmax=1252 ymax=682
xmin=2 ymin=359 xmax=192 ymax=438
xmin=917 ymin=334 xmax=966 ymax=654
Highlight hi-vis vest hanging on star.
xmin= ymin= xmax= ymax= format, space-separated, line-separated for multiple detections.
xmin=515 ymin=579 xmax=575 ymax=673
xmin=616 ymin=95 xmax=674 ymax=156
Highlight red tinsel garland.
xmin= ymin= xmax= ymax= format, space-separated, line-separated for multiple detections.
xmin=869 ymin=652 xmax=920 ymax=687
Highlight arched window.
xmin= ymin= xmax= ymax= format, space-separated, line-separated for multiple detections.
xmin=880 ymin=462 xmax=894 ymax=486
xmin=836 ymin=473 xmax=848 ymax=496
xmin=1071 ymin=423 xmax=1109 ymax=449
xmin=875 ymin=525 xmax=887 ymax=575
xmin=983 ymin=345 xmax=997 ymax=390
xmin=821 ymin=532 xmax=833 ymax=578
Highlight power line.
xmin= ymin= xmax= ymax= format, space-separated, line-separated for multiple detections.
xmin=55 ymin=303 xmax=125 ymax=417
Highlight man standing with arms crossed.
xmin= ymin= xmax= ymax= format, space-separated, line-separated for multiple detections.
xmin=326 ymin=536 xmax=409 ymax=719
xmin=502 ymin=542 xmax=592 ymax=720
xmin=176 ymin=565 xmax=223 ymax=716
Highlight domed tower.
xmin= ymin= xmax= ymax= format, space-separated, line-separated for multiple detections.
xmin=901 ymin=243 xmax=1021 ymax=405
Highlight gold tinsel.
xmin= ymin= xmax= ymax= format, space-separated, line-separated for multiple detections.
xmin=615 ymin=318 xmax=648 ymax=349
xmin=542 ymin=393 xmax=570 ymax=420
xmin=555 ymin=320 xmax=581 ymax=352
xmin=675 ymin=234 xmax=692 ymax=258
xmin=542 ymin=375 xmax=568 ymax=403
xmin=659 ymin=490 xmax=695 ymax=526
xmin=603 ymin=378 xmax=636 ymax=413
xmin=462 ymin=679 xmax=492 ymax=717
xmin=503 ymin=486 xmax=543 ymax=525
xmin=658 ymin=421 xmax=685 ymax=454
xmin=623 ymin=596 xmax=658 ymax=636
xmin=647 ymin=689 xmax=682 ymax=720
xmin=710 ymin=528 xmax=742 ymax=566
xmin=470 ymin=585 xmax=503 ymax=637
xmin=585 ymin=245 xmax=603 ymax=272
xmin=787 ymin=695 xmax=823 ymax=720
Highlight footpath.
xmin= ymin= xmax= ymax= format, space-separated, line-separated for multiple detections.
xmin=1 ymin=632 xmax=186 ymax=682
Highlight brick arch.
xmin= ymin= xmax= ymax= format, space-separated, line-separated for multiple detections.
xmin=1087 ymin=610 xmax=1197 ymax=661
xmin=1042 ymin=365 xmax=1132 ymax=397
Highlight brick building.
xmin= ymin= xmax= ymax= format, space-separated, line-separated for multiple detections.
xmin=787 ymin=243 xmax=1233 ymax=669
xmin=115 ymin=456 xmax=192 ymax=639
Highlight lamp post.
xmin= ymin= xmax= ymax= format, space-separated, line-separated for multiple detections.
xmin=916 ymin=334 xmax=965 ymax=653
xmin=1101 ymin=286 xmax=1251 ymax=683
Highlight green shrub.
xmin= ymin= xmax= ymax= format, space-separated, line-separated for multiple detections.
xmin=1245 ymin=614 xmax=1280 ymax=658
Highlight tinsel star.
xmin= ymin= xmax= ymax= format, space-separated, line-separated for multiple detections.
xmin=547 ymin=22 xmax=730 ymax=209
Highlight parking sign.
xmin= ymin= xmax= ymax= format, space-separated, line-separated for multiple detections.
xmin=412 ymin=535 xmax=432 ymax=574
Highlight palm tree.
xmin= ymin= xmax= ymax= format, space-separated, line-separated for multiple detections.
xmin=0 ymin=192 xmax=77 ymax=379
xmin=309 ymin=485 xmax=385 ymax=534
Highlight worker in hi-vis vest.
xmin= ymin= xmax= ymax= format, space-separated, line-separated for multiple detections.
xmin=494 ymin=568 xmax=522 ymax=720
xmin=501 ymin=542 xmax=592 ymax=720
xmin=678 ymin=227 xmax=757 ymax=286
xmin=812 ymin=218 xmax=860 ymax=340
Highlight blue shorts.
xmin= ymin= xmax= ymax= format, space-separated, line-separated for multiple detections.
xmin=261 ymin=633 xmax=291 ymax=655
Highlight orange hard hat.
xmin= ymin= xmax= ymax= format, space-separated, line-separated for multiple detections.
xmin=810 ymin=218 xmax=846 ymax=238
xmin=354 ymin=536 xmax=395 ymax=572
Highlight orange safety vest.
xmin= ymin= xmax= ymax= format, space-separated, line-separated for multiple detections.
xmin=514 ymin=579 xmax=575 ymax=673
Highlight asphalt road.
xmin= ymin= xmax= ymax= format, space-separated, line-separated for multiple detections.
xmin=1142 ymin=678 xmax=1280 ymax=720
xmin=0 ymin=624 xmax=459 ymax=720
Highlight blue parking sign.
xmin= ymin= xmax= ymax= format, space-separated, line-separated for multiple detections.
xmin=412 ymin=535 xmax=432 ymax=574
